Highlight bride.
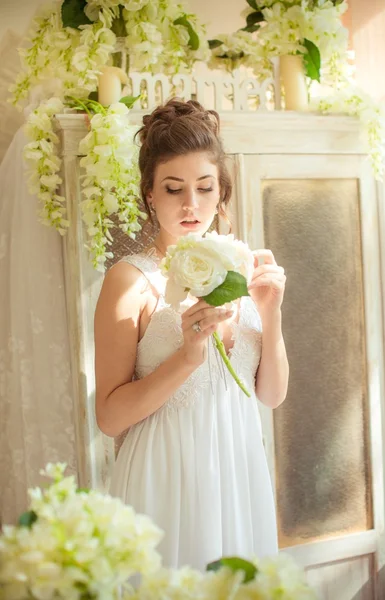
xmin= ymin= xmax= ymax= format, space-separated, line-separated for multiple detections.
xmin=94 ymin=98 xmax=289 ymax=570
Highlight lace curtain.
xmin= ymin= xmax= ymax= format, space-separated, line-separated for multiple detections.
xmin=0 ymin=30 xmax=24 ymax=166
xmin=0 ymin=128 xmax=77 ymax=525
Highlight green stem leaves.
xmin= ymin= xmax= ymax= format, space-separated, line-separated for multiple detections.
xmin=212 ymin=331 xmax=251 ymax=397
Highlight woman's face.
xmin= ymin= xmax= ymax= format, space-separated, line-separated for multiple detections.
xmin=147 ymin=152 xmax=220 ymax=242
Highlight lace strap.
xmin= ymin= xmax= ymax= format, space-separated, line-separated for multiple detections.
xmin=118 ymin=251 xmax=166 ymax=297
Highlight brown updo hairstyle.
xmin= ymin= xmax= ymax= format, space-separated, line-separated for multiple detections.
xmin=135 ymin=98 xmax=232 ymax=224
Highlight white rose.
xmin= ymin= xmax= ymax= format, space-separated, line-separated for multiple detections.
xmin=233 ymin=239 xmax=255 ymax=283
xmin=163 ymin=243 xmax=228 ymax=308
xmin=202 ymin=232 xmax=254 ymax=283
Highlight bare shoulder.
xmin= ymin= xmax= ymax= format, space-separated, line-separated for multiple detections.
xmin=94 ymin=260 xmax=150 ymax=406
xmin=96 ymin=260 xmax=149 ymax=319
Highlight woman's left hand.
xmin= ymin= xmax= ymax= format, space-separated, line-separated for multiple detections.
xmin=248 ymin=249 xmax=286 ymax=318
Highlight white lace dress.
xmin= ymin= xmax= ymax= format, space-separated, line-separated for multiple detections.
xmin=109 ymin=252 xmax=278 ymax=570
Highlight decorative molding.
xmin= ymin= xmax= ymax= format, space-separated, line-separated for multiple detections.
xmin=55 ymin=111 xmax=364 ymax=158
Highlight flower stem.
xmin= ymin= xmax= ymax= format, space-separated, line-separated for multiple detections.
xmin=65 ymin=95 xmax=92 ymax=117
xmin=212 ymin=331 xmax=251 ymax=397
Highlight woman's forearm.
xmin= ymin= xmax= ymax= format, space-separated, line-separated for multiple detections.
xmin=255 ymin=310 xmax=289 ymax=409
xmin=96 ymin=348 xmax=199 ymax=437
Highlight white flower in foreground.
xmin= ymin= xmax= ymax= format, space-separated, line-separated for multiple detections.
xmin=248 ymin=553 xmax=317 ymax=599
xmin=133 ymin=566 xmax=205 ymax=600
xmin=0 ymin=464 xmax=163 ymax=600
xmin=200 ymin=567 xmax=245 ymax=600
xmin=161 ymin=235 xmax=229 ymax=308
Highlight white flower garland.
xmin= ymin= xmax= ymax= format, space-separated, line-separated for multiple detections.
xmin=23 ymin=97 xmax=69 ymax=235
xmin=312 ymin=87 xmax=385 ymax=180
xmin=9 ymin=8 xmax=74 ymax=108
xmin=234 ymin=0 xmax=385 ymax=177
xmin=78 ymin=102 xmax=145 ymax=271
xmin=10 ymin=0 xmax=209 ymax=110
xmin=208 ymin=31 xmax=272 ymax=79
xmin=10 ymin=7 xmax=116 ymax=108
xmin=71 ymin=15 xmax=117 ymax=95
xmin=12 ymin=0 xmax=209 ymax=271
xmin=240 ymin=0 xmax=350 ymax=83
xmin=24 ymin=97 xmax=145 ymax=269
xmin=121 ymin=0 xmax=210 ymax=74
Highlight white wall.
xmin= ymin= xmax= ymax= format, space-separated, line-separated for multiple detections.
xmin=0 ymin=0 xmax=245 ymax=42
xmin=347 ymin=0 xmax=385 ymax=101
xmin=0 ymin=0 xmax=42 ymax=40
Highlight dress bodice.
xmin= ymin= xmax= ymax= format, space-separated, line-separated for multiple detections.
xmin=119 ymin=252 xmax=263 ymax=409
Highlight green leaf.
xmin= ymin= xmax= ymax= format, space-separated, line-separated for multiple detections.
xmin=61 ymin=0 xmax=92 ymax=29
xmin=119 ymin=95 xmax=141 ymax=108
xmin=111 ymin=7 xmax=126 ymax=38
xmin=208 ymin=39 xmax=224 ymax=50
xmin=240 ymin=24 xmax=261 ymax=33
xmin=173 ymin=15 xmax=200 ymax=51
xmin=303 ymin=39 xmax=321 ymax=82
xmin=76 ymin=487 xmax=90 ymax=493
xmin=246 ymin=10 xmax=265 ymax=28
xmin=203 ymin=271 xmax=249 ymax=307
xmin=88 ymin=91 xmax=99 ymax=102
xmin=207 ymin=557 xmax=258 ymax=583
xmin=217 ymin=51 xmax=245 ymax=60
xmin=246 ymin=0 xmax=259 ymax=9
xmin=18 ymin=510 xmax=38 ymax=528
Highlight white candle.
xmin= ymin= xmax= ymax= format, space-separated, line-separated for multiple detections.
xmin=97 ymin=66 xmax=128 ymax=106
xmin=279 ymin=54 xmax=309 ymax=111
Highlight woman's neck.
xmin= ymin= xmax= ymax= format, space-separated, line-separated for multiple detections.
xmin=153 ymin=232 xmax=178 ymax=258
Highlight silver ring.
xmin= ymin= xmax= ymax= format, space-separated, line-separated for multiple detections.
xmin=192 ymin=321 xmax=202 ymax=333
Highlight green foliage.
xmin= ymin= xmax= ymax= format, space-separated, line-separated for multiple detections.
xmin=203 ymin=271 xmax=250 ymax=307
xmin=208 ymin=39 xmax=224 ymax=49
xmin=61 ymin=0 xmax=92 ymax=29
xmin=173 ymin=15 xmax=200 ymax=51
xmin=18 ymin=511 xmax=38 ymax=528
xmin=207 ymin=556 xmax=258 ymax=583
xmin=303 ymin=38 xmax=321 ymax=81
xmin=119 ymin=95 xmax=141 ymax=109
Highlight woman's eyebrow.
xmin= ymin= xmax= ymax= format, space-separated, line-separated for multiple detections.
xmin=160 ymin=174 xmax=215 ymax=183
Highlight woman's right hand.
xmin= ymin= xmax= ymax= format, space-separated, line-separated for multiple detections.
xmin=181 ymin=299 xmax=234 ymax=367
